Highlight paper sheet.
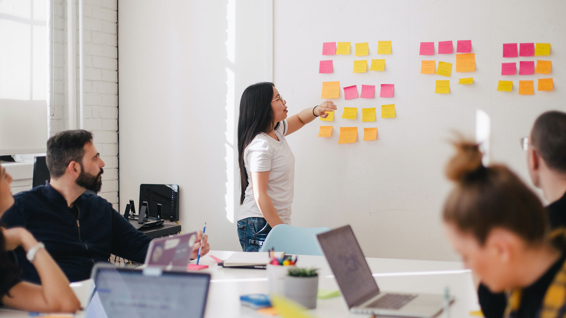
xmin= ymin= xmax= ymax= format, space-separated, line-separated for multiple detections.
xmin=381 ymin=104 xmax=396 ymax=118
xmin=319 ymin=60 xmax=333 ymax=73
xmin=538 ymin=78 xmax=553 ymax=91
xmin=321 ymin=81 xmax=340 ymax=98
xmin=377 ymin=41 xmax=392 ymax=54
xmin=344 ymin=85 xmax=359 ymax=100
xmin=535 ymin=43 xmax=551 ymax=56
xmin=421 ymin=60 xmax=435 ymax=74
xmin=318 ymin=126 xmax=333 ymax=137
xmin=355 ymin=42 xmax=369 ymax=56
xmin=370 ymin=59 xmax=385 ymax=71
xmin=342 ymin=107 xmax=357 ymax=119
xmin=338 ymin=127 xmax=358 ymax=144
xmin=380 ymin=84 xmax=394 ymax=98
xmin=497 ymin=81 xmax=513 ymax=92
xmin=363 ymin=128 xmax=378 ymax=141
xmin=360 ymin=85 xmax=375 ymax=98
xmin=362 ymin=108 xmax=376 ymax=122
xmin=456 ymin=53 xmax=475 ymax=72
xmin=437 ymin=61 xmax=453 ymax=77
xmin=322 ymin=42 xmax=336 ymax=55
xmin=336 ymin=42 xmax=351 ymax=55
xmin=458 ymin=78 xmax=473 ymax=84
xmin=519 ymin=80 xmax=534 ymax=95
xmin=435 ymin=80 xmax=450 ymax=94
xmin=438 ymin=41 xmax=453 ymax=54
xmin=501 ymin=62 xmax=516 ymax=75
xmin=520 ymin=43 xmax=535 ymax=56
xmin=535 ymin=60 xmax=552 ymax=74
xmin=353 ymin=60 xmax=368 ymax=73
xmin=457 ymin=40 xmax=472 ymax=53
xmin=503 ymin=43 xmax=518 ymax=57
xmin=519 ymin=61 xmax=535 ymax=75
xmin=419 ymin=42 xmax=435 ymax=55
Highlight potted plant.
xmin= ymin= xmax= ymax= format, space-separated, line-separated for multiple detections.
xmin=284 ymin=267 xmax=319 ymax=309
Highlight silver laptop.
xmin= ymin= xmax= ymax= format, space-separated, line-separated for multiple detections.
xmin=85 ymin=263 xmax=210 ymax=318
xmin=316 ymin=225 xmax=452 ymax=317
xmin=144 ymin=231 xmax=198 ymax=269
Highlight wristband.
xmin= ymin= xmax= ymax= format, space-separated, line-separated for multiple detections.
xmin=26 ymin=242 xmax=45 ymax=263
xmin=313 ymin=105 xmax=319 ymax=117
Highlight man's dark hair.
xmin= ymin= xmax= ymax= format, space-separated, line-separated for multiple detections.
xmin=531 ymin=111 xmax=566 ymax=173
xmin=46 ymin=130 xmax=93 ymax=178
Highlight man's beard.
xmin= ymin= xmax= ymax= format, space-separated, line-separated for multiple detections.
xmin=76 ymin=166 xmax=103 ymax=193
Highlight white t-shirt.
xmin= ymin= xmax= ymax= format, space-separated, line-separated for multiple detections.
xmin=238 ymin=120 xmax=295 ymax=224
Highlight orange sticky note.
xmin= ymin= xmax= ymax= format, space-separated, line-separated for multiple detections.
xmin=257 ymin=307 xmax=279 ymax=316
xmin=535 ymin=60 xmax=552 ymax=74
xmin=538 ymin=78 xmax=553 ymax=91
xmin=421 ymin=60 xmax=435 ymax=74
xmin=338 ymin=127 xmax=358 ymax=144
xmin=318 ymin=126 xmax=333 ymax=137
xmin=320 ymin=111 xmax=334 ymax=122
xmin=377 ymin=41 xmax=392 ymax=54
xmin=519 ymin=80 xmax=534 ymax=95
xmin=370 ymin=59 xmax=385 ymax=71
xmin=535 ymin=43 xmax=551 ymax=56
xmin=321 ymin=81 xmax=340 ymax=98
xmin=435 ymin=80 xmax=450 ymax=94
xmin=497 ymin=81 xmax=513 ymax=92
xmin=363 ymin=128 xmax=378 ymax=141
xmin=336 ymin=42 xmax=351 ymax=55
xmin=437 ymin=61 xmax=453 ymax=77
xmin=355 ymin=42 xmax=369 ymax=56
xmin=353 ymin=60 xmax=368 ymax=73
xmin=362 ymin=108 xmax=376 ymax=122
xmin=381 ymin=104 xmax=396 ymax=118
xmin=456 ymin=53 xmax=476 ymax=72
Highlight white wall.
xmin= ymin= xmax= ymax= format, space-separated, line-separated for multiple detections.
xmin=118 ymin=0 xmax=272 ymax=251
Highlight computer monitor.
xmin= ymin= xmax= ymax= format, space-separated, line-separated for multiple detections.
xmin=139 ymin=184 xmax=179 ymax=221
xmin=32 ymin=156 xmax=50 ymax=188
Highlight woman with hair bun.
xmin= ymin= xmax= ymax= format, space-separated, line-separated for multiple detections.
xmin=442 ymin=140 xmax=566 ymax=317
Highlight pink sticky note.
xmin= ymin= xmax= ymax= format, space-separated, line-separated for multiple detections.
xmin=520 ymin=43 xmax=535 ymax=57
xmin=438 ymin=41 xmax=453 ymax=54
xmin=323 ymin=42 xmax=336 ymax=55
xmin=519 ymin=61 xmax=535 ymax=75
xmin=501 ymin=62 xmax=516 ymax=75
xmin=420 ymin=42 xmax=435 ymax=55
xmin=503 ymin=43 xmax=518 ymax=58
xmin=344 ymin=85 xmax=359 ymax=100
xmin=457 ymin=40 xmax=472 ymax=53
xmin=209 ymin=255 xmax=223 ymax=263
xmin=187 ymin=264 xmax=209 ymax=271
xmin=361 ymin=85 xmax=375 ymax=98
xmin=380 ymin=84 xmax=394 ymax=98
xmin=319 ymin=60 xmax=333 ymax=73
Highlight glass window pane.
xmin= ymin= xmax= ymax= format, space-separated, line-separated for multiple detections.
xmin=32 ymin=25 xmax=47 ymax=100
xmin=0 ymin=0 xmax=31 ymax=19
xmin=0 ymin=20 xmax=31 ymax=100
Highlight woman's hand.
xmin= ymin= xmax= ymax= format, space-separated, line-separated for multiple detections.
xmin=2 ymin=227 xmax=37 ymax=252
xmin=316 ymin=100 xmax=338 ymax=118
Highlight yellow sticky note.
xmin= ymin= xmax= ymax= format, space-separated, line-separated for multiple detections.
xmin=320 ymin=111 xmax=334 ymax=122
xmin=535 ymin=43 xmax=551 ymax=56
xmin=456 ymin=53 xmax=476 ymax=72
xmin=458 ymin=78 xmax=474 ymax=84
xmin=538 ymin=78 xmax=553 ymax=91
xmin=535 ymin=60 xmax=552 ymax=74
xmin=381 ymin=104 xmax=396 ymax=118
xmin=355 ymin=42 xmax=369 ymax=56
xmin=271 ymin=296 xmax=314 ymax=318
xmin=421 ymin=60 xmax=435 ymax=74
xmin=363 ymin=128 xmax=378 ymax=141
xmin=469 ymin=310 xmax=484 ymax=317
xmin=437 ymin=61 xmax=453 ymax=77
xmin=370 ymin=59 xmax=385 ymax=71
xmin=336 ymin=42 xmax=351 ymax=55
xmin=519 ymin=80 xmax=534 ymax=95
xmin=497 ymin=80 xmax=513 ymax=92
xmin=377 ymin=41 xmax=392 ymax=54
xmin=362 ymin=108 xmax=376 ymax=122
xmin=353 ymin=60 xmax=367 ymax=73
xmin=318 ymin=126 xmax=333 ymax=137
xmin=257 ymin=307 xmax=278 ymax=316
xmin=321 ymin=81 xmax=340 ymax=98
xmin=338 ymin=127 xmax=358 ymax=144
xmin=342 ymin=107 xmax=357 ymax=119
xmin=435 ymin=80 xmax=450 ymax=94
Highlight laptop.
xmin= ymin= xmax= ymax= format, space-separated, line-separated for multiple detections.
xmin=316 ymin=225 xmax=451 ymax=317
xmin=144 ymin=231 xmax=198 ymax=269
xmin=85 ymin=263 xmax=211 ymax=318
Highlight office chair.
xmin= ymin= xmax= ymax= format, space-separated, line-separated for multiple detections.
xmin=259 ymin=224 xmax=331 ymax=256
xmin=32 ymin=156 xmax=50 ymax=188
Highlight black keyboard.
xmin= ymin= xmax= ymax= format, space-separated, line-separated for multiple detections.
xmin=367 ymin=293 xmax=418 ymax=310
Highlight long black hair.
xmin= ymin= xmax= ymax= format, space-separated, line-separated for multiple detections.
xmin=237 ymin=82 xmax=279 ymax=204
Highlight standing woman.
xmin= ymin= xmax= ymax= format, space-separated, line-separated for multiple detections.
xmin=0 ymin=165 xmax=80 ymax=312
xmin=237 ymin=82 xmax=337 ymax=252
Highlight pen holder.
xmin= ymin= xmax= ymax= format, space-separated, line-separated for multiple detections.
xmin=267 ymin=264 xmax=295 ymax=296
xmin=284 ymin=275 xmax=319 ymax=309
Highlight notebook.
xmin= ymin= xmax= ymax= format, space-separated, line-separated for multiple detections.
xmin=222 ymin=251 xmax=285 ymax=269
xmin=144 ymin=231 xmax=197 ymax=269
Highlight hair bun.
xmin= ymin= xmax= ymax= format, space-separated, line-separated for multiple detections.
xmin=445 ymin=139 xmax=484 ymax=182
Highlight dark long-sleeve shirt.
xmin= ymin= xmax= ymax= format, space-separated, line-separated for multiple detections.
xmin=0 ymin=184 xmax=152 ymax=283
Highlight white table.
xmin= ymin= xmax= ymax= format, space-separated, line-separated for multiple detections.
xmin=0 ymin=251 xmax=481 ymax=317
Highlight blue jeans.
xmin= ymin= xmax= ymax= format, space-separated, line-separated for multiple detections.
xmin=237 ymin=217 xmax=272 ymax=252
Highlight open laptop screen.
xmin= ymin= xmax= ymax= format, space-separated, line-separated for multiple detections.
xmin=317 ymin=225 xmax=380 ymax=308
xmin=86 ymin=265 xmax=210 ymax=318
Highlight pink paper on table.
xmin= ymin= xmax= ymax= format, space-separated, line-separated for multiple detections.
xmin=501 ymin=63 xmax=516 ymax=75
xmin=520 ymin=43 xmax=535 ymax=57
xmin=457 ymin=40 xmax=472 ymax=53
xmin=503 ymin=43 xmax=518 ymax=58
xmin=361 ymin=85 xmax=375 ymax=98
xmin=187 ymin=264 xmax=209 ymax=271
xmin=209 ymin=255 xmax=223 ymax=263
xmin=319 ymin=60 xmax=333 ymax=73
xmin=380 ymin=84 xmax=394 ymax=98
xmin=519 ymin=61 xmax=535 ymax=75
xmin=438 ymin=41 xmax=453 ymax=54
xmin=419 ymin=42 xmax=435 ymax=55
xmin=344 ymin=85 xmax=359 ymax=100
xmin=322 ymin=42 xmax=336 ymax=55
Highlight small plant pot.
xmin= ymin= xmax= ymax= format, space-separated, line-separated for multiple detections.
xmin=284 ymin=275 xmax=318 ymax=309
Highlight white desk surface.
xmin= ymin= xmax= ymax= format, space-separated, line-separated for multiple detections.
xmin=0 ymin=250 xmax=481 ymax=318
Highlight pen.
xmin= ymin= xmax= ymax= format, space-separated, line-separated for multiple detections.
xmin=196 ymin=222 xmax=206 ymax=265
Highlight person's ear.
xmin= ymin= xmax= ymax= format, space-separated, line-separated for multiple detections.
xmin=486 ymin=228 xmax=516 ymax=264
xmin=67 ymin=161 xmax=82 ymax=178
xmin=528 ymin=148 xmax=540 ymax=171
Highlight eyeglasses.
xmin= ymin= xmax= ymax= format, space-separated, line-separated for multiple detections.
xmin=272 ymin=95 xmax=285 ymax=103
xmin=520 ymin=137 xmax=529 ymax=151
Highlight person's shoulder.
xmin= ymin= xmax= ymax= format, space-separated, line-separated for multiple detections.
xmin=81 ymin=192 xmax=113 ymax=210
xmin=12 ymin=186 xmax=45 ymax=203
xmin=247 ymin=134 xmax=271 ymax=152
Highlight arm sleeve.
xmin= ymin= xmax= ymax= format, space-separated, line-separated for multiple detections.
xmin=0 ymin=199 xmax=26 ymax=228
xmin=477 ymin=282 xmax=507 ymax=318
xmin=110 ymin=208 xmax=152 ymax=263
xmin=245 ymin=138 xmax=272 ymax=173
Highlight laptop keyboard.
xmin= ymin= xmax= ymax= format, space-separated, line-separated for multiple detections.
xmin=367 ymin=293 xmax=418 ymax=310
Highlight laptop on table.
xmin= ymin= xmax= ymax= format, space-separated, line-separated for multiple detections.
xmin=316 ymin=225 xmax=452 ymax=317
xmin=144 ymin=231 xmax=198 ymax=269
xmin=85 ymin=263 xmax=211 ymax=318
